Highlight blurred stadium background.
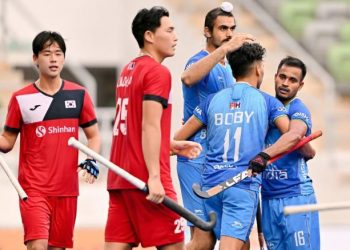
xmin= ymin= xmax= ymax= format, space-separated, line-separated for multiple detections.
xmin=1 ymin=0 xmax=350 ymax=249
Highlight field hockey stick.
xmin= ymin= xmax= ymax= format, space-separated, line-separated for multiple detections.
xmin=0 ymin=154 xmax=28 ymax=200
xmin=284 ymin=201 xmax=350 ymax=215
xmin=256 ymin=198 xmax=265 ymax=250
xmin=68 ymin=137 xmax=216 ymax=231
xmin=193 ymin=130 xmax=322 ymax=199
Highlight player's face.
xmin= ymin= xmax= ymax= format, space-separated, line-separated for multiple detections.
xmin=33 ymin=41 xmax=65 ymax=79
xmin=153 ymin=16 xmax=177 ymax=60
xmin=208 ymin=16 xmax=236 ymax=48
xmin=274 ymin=65 xmax=304 ymax=103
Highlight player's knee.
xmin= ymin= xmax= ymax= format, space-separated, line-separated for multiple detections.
xmin=26 ymin=240 xmax=47 ymax=250
xmin=190 ymin=235 xmax=216 ymax=250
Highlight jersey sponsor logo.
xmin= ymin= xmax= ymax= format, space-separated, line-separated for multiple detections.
xmin=278 ymin=106 xmax=287 ymax=112
xmin=35 ymin=125 xmax=76 ymax=137
xmin=213 ymin=163 xmax=235 ymax=170
xmin=262 ymin=167 xmax=288 ymax=180
xmin=35 ymin=126 xmax=47 ymax=137
xmin=292 ymin=112 xmax=309 ymax=122
xmin=229 ymin=101 xmax=240 ymax=110
xmin=117 ymin=76 xmax=132 ymax=88
xmin=214 ymin=111 xmax=254 ymax=125
xmin=29 ymin=104 xmax=41 ymax=111
xmin=65 ymin=100 xmax=76 ymax=109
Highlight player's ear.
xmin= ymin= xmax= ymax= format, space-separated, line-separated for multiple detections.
xmin=144 ymin=30 xmax=154 ymax=44
xmin=204 ymin=27 xmax=211 ymax=39
xmin=299 ymin=80 xmax=304 ymax=90
xmin=33 ymin=54 xmax=39 ymax=68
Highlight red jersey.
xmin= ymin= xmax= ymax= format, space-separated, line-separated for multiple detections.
xmin=5 ymin=80 xmax=97 ymax=196
xmin=108 ymin=55 xmax=175 ymax=196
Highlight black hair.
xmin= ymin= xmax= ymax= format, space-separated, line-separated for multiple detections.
xmin=277 ymin=56 xmax=307 ymax=81
xmin=32 ymin=31 xmax=66 ymax=56
xmin=132 ymin=6 xmax=169 ymax=48
xmin=227 ymin=43 xmax=266 ymax=79
xmin=204 ymin=7 xmax=235 ymax=32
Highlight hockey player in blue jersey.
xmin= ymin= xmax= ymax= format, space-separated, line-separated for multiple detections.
xmin=175 ymin=43 xmax=303 ymax=250
xmin=177 ymin=2 xmax=254 ymax=249
xmin=261 ymin=56 xmax=320 ymax=250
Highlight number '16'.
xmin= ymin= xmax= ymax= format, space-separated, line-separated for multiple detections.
xmin=113 ymin=98 xmax=128 ymax=136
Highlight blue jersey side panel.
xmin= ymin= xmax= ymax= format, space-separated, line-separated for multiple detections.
xmin=194 ymin=83 xmax=287 ymax=191
xmin=262 ymin=98 xmax=314 ymax=198
xmin=179 ymin=50 xmax=235 ymax=164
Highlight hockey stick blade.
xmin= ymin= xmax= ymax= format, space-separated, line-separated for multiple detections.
xmin=193 ymin=170 xmax=249 ymax=199
xmin=193 ymin=130 xmax=322 ymax=199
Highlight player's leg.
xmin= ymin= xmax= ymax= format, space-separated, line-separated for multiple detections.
xmin=261 ymin=198 xmax=284 ymax=250
xmin=19 ymin=196 xmax=51 ymax=250
xmin=186 ymin=228 xmax=216 ymax=250
xmin=124 ymin=190 xmax=184 ymax=248
xmin=177 ymin=161 xmax=216 ymax=250
xmin=282 ymin=194 xmax=320 ymax=250
xmin=210 ymin=187 xmax=258 ymax=250
xmin=105 ymin=190 xmax=138 ymax=250
xmin=47 ymin=196 xmax=77 ymax=249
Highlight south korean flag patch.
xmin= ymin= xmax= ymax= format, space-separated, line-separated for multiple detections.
xmin=65 ymin=100 xmax=76 ymax=109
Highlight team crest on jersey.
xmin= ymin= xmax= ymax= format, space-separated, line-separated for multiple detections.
xmin=127 ymin=62 xmax=135 ymax=70
xmin=230 ymin=101 xmax=240 ymax=109
xmin=65 ymin=100 xmax=76 ymax=108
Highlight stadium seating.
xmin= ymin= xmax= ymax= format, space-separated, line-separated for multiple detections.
xmin=326 ymin=42 xmax=350 ymax=89
xmin=258 ymin=0 xmax=350 ymax=93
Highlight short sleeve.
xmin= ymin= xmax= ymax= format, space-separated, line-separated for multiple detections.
xmin=79 ymin=90 xmax=97 ymax=128
xmin=143 ymin=64 xmax=171 ymax=108
xmin=4 ymin=94 xmax=22 ymax=133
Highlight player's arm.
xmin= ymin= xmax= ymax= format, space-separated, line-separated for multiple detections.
xmin=79 ymin=124 xmax=101 ymax=184
xmin=174 ymin=115 xmax=203 ymax=141
xmin=181 ymin=33 xmax=254 ymax=86
xmin=263 ymin=117 xmax=304 ymax=158
xmin=0 ymin=130 xmax=18 ymax=153
xmin=171 ymin=116 xmax=203 ymax=159
xmin=249 ymin=118 xmax=307 ymax=174
xmin=142 ymin=100 xmax=165 ymax=204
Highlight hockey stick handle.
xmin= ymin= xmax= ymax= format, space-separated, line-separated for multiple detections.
xmin=68 ymin=137 xmax=216 ymax=231
xmin=284 ymin=202 xmax=350 ymax=215
xmin=0 ymin=155 xmax=28 ymax=200
xmin=268 ymin=130 xmax=322 ymax=163
xmin=256 ymin=199 xmax=265 ymax=250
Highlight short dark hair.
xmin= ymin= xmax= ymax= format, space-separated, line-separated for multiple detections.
xmin=227 ymin=43 xmax=266 ymax=79
xmin=277 ymin=56 xmax=307 ymax=81
xmin=204 ymin=7 xmax=235 ymax=32
xmin=132 ymin=6 xmax=169 ymax=48
xmin=32 ymin=31 xmax=66 ymax=56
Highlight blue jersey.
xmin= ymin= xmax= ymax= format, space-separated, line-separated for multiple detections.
xmin=262 ymin=98 xmax=314 ymax=199
xmin=194 ymin=83 xmax=287 ymax=191
xmin=179 ymin=50 xmax=235 ymax=164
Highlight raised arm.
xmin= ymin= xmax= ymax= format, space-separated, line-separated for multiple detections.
xmin=181 ymin=33 xmax=255 ymax=86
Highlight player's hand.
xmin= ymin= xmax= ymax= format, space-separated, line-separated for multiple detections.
xmin=146 ymin=176 xmax=165 ymax=204
xmin=77 ymin=158 xmax=99 ymax=184
xmin=223 ymin=33 xmax=255 ymax=53
xmin=248 ymin=152 xmax=271 ymax=175
xmin=170 ymin=140 xmax=202 ymax=159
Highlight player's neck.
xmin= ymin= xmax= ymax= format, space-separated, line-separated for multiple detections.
xmin=139 ymin=48 xmax=163 ymax=63
xmin=236 ymin=76 xmax=258 ymax=88
xmin=35 ymin=76 xmax=62 ymax=95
